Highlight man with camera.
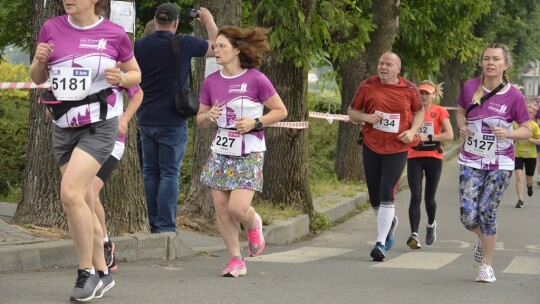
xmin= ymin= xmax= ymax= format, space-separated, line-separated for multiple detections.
xmin=348 ymin=52 xmax=424 ymax=262
xmin=134 ymin=3 xmax=217 ymax=233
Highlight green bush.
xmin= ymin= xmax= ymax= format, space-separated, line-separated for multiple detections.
xmin=0 ymin=99 xmax=29 ymax=198
xmin=0 ymin=60 xmax=30 ymax=101
xmin=307 ymin=91 xmax=341 ymax=183
xmin=0 ymin=61 xmax=30 ymax=200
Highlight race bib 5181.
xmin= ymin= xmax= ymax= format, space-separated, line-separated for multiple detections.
xmin=50 ymin=67 xmax=92 ymax=101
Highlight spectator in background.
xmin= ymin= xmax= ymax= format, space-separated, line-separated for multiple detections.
xmin=513 ymin=104 xmax=540 ymax=208
xmin=197 ymin=26 xmax=287 ymax=277
xmin=134 ymin=3 xmax=217 ymax=233
xmin=135 ymin=19 xmax=157 ymax=170
xmin=535 ymin=102 xmax=540 ymax=185
xmin=456 ymin=43 xmax=530 ymax=283
xmin=143 ymin=19 xmax=156 ymax=36
xmin=348 ymin=52 xmax=424 ymax=262
xmin=406 ymin=81 xmax=453 ymax=249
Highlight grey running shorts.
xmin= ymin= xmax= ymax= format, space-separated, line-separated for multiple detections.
xmin=52 ymin=117 xmax=118 ymax=167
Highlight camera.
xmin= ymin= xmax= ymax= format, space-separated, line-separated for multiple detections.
xmin=187 ymin=8 xmax=199 ymax=18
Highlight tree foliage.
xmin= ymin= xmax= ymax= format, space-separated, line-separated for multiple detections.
xmin=394 ymin=0 xmax=487 ymax=81
xmin=0 ymin=1 xmax=30 ymax=53
xmin=473 ymin=0 xmax=540 ymax=79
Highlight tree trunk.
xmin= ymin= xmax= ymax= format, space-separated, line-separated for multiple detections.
xmin=333 ymin=0 xmax=401 ymax=181
xmin=259 ymin=59 xmax=313 ymax=215
xmin=12 ymin=0 xmax=66 ymax=227
xmin=256 ymin=0 xmax=315 ymax=217
xmin=334 ymin=53 xmax=366 ymax=181
xmin=180 ymin=0 xmax=242 ymax=220
xmin=366 ymin=0 xmax=401 ymax=73
xmin=440 ymin=57 xmax=464 ymax=140
xmin=98 ymin=0 xmax=148 ymax=236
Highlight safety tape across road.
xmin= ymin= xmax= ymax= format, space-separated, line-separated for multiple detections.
xmin=308 ymin=111 xmax=351 ymax=122
xmin=0 ymin=82 xmax=458 ymax=130
xmin=0 ymin=82 xmax=50 ymax=89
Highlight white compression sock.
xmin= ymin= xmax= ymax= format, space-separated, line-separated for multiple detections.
xmin=377 ymin=204 xmax=395 ymax=244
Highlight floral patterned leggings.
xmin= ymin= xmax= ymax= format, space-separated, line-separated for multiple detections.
xmin=459 ymin=165 xmax=512 ymax=235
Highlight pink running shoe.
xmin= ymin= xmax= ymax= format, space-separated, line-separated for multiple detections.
xmin=222 ymin=258 xmax=247 ymax=277
xmin=247 ymin=213 xmax=265 ymax=257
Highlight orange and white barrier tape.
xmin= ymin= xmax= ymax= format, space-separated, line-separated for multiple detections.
xmin=1 ymin=82 xmax=460 ymax=125
xmin=268 ymin=121 xmax=309 ymax=129
xmin=309 ymin=111 xmax=350 ymax=122
xmin=0 ymin=82 xmax=50 ymax=89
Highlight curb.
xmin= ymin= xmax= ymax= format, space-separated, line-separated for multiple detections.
xmin=0 ymin=145 xmax=460 ymax=273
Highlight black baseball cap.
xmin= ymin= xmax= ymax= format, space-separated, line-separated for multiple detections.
xmin=154 ymin=3 xmax=179 ymax=22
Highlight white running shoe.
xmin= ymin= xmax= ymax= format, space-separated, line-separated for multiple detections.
xmin=475 ymin=264 xmax=496 ymax=283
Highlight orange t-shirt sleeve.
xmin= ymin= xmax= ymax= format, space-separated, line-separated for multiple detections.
xmin=350 ymin=80 xmax=367 ymax=110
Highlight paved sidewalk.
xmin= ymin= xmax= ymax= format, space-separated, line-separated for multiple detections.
xmin=0 ymin=146 xmax=460 ymax=273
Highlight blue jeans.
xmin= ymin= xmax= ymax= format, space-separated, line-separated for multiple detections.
xmin=139 ymin=123 xmax=188 ymax=233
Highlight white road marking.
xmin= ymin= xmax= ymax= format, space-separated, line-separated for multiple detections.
xmin=250 ymin=245 xmax=540 ymax=276
xmin=525 ymin=245 xmax=540 ymax=253
xmin=251 ymin=247 xmax=354 ymax=263
xmin=371 ymin=252 xmax=461 ymax=270
xmin=502 ymin=256 xmax=540 ymax=275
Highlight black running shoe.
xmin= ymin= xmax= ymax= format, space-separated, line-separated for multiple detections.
xmin=527 ymin=185 xmax=533 ymax=197
xmin=370 ymin=242 xmax=386 ymax=261
xmin=104 ymin=240 xmax=117 ymax=271
xmin=515 ymin=200 xmax=524 ymax=208
xmin=425 ymin=221 xmax=437 ymax=245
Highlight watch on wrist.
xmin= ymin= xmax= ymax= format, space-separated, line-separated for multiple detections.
xmin=118 ymin=72 xmax=126 ymax=87
xmin=254 ymin=118 xmax=263 ymax=131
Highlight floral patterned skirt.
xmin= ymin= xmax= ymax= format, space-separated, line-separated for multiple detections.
xmin=200 ymin=152 xmax=264 ymax=192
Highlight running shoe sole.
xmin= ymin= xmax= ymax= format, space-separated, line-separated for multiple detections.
xmin=407 ymin=236 xmax=421 ymax=249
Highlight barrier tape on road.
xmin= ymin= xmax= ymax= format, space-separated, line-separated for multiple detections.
xmin=0 ymin=82 xmax=50 ymax=89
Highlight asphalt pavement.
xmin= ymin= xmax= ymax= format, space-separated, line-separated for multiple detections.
xmin=0 ymin=146 xmax=460 ymax=274
xmin=3 ymin=143 xmax=539 ymax=304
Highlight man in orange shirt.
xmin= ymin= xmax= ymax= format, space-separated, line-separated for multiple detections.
xmin=348 ymin=52 xmax=424 ymax=261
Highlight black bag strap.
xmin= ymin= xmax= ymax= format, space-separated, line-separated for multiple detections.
xmin=465 ymin=81 xmax=507 ymax=118
xmin=170 ymin=35 xmax=193 ymax=92
xmin=41 ymin=88 xmax=112 ymax=121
